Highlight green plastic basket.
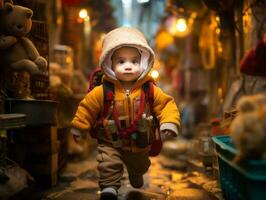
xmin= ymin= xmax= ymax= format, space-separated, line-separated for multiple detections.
xmin=212 ymin=135 xmax=266 ymax=200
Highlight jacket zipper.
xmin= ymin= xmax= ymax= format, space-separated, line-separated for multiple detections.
xmin=126 ymin=89 xmax=134 ymax=151
xmin=126 ymin=89 xmax=131 ymax=124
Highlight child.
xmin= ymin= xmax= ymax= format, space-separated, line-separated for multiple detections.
xmin=71 ymin=27 xmax=180 ymax=200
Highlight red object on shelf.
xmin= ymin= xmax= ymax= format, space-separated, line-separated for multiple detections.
xmin=240 ymin=38 xmax=266 ymax=76
xmin=210 ymin=118 xmax=224 ymax=136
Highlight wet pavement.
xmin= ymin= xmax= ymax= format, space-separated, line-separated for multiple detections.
xmin=41 ymin=138 xmax=223 ymax=200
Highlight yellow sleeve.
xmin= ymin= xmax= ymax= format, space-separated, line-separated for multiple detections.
xmin=71 ymin=85 xmax=103 ymax=131
xmin=153 ymin=86 xmax=181 ymax=129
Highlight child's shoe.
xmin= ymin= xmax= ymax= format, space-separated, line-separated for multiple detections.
xmin=129 ymin=175 xmax=143 ymax=188
xmin=100 ymin=187 xmax=117 ymax=200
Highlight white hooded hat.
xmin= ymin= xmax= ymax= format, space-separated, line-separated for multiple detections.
xmin=99 ymin=27 xmax=155 ymax=80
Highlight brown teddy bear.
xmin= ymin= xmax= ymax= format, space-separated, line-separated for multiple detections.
xmin=230 ymin=94 xmax=266 ymax=163
xmin=0 ymin=1 xmax=47 ymax=74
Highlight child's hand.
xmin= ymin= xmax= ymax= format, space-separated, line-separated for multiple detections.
xmin=160 ymin=130 xmax=177 ymax=141
xmin=73 ymin=135 xmax=82 ymax=143
xmin=70 ymin=128 xmax=83 ymax=143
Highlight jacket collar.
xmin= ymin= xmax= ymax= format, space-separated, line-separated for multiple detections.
xmin=103 ymin=74 xmax=154 ymax=91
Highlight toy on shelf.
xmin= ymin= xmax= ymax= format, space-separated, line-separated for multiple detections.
xmin=230 ymin=94 xmax=266 ymax=163
xmin=0 ymin=1 xmax=48 ymax=99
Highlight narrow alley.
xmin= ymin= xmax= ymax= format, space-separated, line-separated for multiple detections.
xmin=42 ymin=137 xmax=222 ymax=200
xmin=1 ymin=0 xmax=266 ymax=200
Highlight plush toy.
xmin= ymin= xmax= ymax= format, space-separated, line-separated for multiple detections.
xmin=0 ymin=2 xmax=47 ymax=74
xmin=236 ymin=93 xmax=266 ymax=113
xmin=230 ymin=94 xmax=266 ymax=163
xmin=0 ymin=0 xmax=12 ymax=9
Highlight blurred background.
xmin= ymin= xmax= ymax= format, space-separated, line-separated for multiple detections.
xmin=1 ymin=0 xmax=266 ymax=199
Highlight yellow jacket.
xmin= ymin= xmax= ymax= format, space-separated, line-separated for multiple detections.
xmin=71 ymin=75 xmax=180 ymax=152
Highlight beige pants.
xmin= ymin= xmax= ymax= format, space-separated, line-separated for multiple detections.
xmin=96 ymin=144 xmax=151 ymax=190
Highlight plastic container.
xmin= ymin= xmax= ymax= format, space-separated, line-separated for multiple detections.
xmin=212 ymin=135 xmax=266 ymax=200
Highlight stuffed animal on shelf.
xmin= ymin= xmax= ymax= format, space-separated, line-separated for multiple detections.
xmin=0 ymin=2 xmax=47 ymax=74
xmin=0 ymin=1 xmax=48 ymax=99
xmin=0 ymin=0 xmax=12 ymax=9
xmin=230 ymin=94 xmax=266 ymax=163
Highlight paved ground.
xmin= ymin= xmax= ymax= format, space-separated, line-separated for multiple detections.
xmin=41 ymin=139 xmax=223 ymax=200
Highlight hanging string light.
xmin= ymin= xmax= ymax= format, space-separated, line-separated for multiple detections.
xmin=164 ymin=12 xmax=197 ymax=37
xmin=175 ymin=18 xmax=187 ymax=32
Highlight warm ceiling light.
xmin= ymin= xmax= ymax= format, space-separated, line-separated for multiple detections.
xmin=176 ymin=18 xmax=187 ymax=32
xmin=122 ymin=0 xmax=131 ymax=6
xmin=137 ymin=0 xmax=150 ymax=3
xmin=79 ymin=9 xmax=88 ymax=19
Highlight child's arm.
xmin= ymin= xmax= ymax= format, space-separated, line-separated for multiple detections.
xmin=152 ymin=86 xmax=181 ymax=139
xmin=71 ymin=85 xmax=103 ymax=141
xmin=0 ymin=35 xmax=17 ymax=49
xmin=70 ymin=127 xmax=85 ymax=143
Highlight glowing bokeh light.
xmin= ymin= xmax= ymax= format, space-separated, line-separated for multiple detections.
xmin=176 ymin=18 xmax=187 ymax=32
xmin=151 ymin=70 xmax=159 ymax=79
xmin=79 ymin=9 xmax=88 ymax=19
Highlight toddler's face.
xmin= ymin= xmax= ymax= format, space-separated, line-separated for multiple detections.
xmin=112 ymin=47 xmax=142 ymax=82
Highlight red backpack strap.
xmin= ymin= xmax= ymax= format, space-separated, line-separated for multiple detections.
xmin=112 ymin=89 xmax=146 ymax=138
xmin=143 ymin=81 xmax=162 ymax=157
xmin=90 ymin=80 xmax=114 ymax=138
xmin=100 ymin=80 xmax=114 ymax=119
xmin=143 ymin=80 xmax=154 ymax=111
xmin=112 ymin=81 xmax=153 ymax=138
xmin=88 ymin=68 xmax=103 ymax=92
xmin=96 ymin=80 xmax=153 ymax=139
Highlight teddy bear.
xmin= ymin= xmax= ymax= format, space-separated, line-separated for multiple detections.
xmin=0 ymin=0 xmax=48 ymax=99
xmin=0 ymin=1 xmax=47 ymax=74
xmin=230 ymin=94 xmax=266 ymax=164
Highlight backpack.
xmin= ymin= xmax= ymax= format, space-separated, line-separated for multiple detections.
xmin=88 ymin=68 xmax=162 ymax=156
xmin=88 ymin=68 xmax=103 ymax=92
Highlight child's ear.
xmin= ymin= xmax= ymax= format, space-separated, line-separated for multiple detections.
xmin=110 ymin=57 xmax=114 ymax=70
xmin=111 ymin=62 xmax=114 ymax=70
